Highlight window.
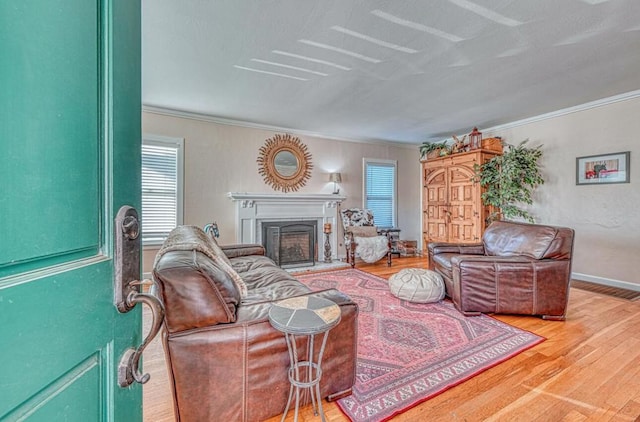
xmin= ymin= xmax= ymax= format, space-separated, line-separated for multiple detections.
xmin=363 ymin=158 xmax=397 ymax=228
xmin=141 ymin=135 xmax=184 ymax=245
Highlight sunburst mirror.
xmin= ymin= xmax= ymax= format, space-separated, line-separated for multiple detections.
xmin=257 ymin=134 xmax=313 ymax=193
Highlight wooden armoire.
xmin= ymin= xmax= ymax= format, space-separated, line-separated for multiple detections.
xmin=422 ymin=148 xmax=501 ymax=246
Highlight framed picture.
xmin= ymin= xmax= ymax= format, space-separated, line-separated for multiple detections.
xmin=576 ymin=151 xmax=630 ymax=185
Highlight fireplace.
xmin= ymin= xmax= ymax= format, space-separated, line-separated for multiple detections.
xmin=262 ymin=221 xmax=317 ymax=268
xmin=227 ymin=192 xmax=346 ymax=263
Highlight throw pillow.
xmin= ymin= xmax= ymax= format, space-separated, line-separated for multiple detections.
xmin=348 ymin=226 xmax=379 ymax=237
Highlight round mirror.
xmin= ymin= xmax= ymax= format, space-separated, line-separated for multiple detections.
xmin=274 ymin=150 xmax=298 ymax=178
xmin=257 ymin=134 xmax=313 ymax=193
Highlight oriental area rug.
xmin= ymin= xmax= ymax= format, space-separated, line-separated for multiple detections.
xmin=295 ymin=268 xmax=544 ymax=422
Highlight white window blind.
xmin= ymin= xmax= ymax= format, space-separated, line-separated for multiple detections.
xmin=364 ymin=159 xmax=397 ymax=228
xmin=142 ymin=136 xmax=184 ymax=245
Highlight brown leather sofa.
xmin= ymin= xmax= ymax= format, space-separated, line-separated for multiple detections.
xmin=428 ymin=221 xmax=574 ymax=320
xmin=152 ymin=226 xmax=358 ymax=422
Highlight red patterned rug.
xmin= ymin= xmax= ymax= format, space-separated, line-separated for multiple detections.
xmin=296 ymin=268 xmax=545 ymax=422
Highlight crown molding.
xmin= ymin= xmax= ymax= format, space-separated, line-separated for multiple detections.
xmin=484 ymin=89 xmax=640 ymax=133
xmin=142 ymin=105 xmax=416 ymax=149
xmin=144 ymin=89 xmax=640 ymax=147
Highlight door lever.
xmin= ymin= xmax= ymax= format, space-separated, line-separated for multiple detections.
xmin=114 ymin=205 xmax=165 ymax=387
xmin=117 ymin=284 xmax=164 ymax=386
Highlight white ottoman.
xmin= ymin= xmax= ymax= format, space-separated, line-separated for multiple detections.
xmin=389 ymin=268 xmax=445 ymax=303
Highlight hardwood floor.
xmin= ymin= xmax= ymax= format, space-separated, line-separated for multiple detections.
xmin=143 ymin=257 xmax=640 ymax=421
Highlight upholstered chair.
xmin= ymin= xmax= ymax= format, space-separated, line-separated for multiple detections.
xmin=340 ymin=208 xmax=391 ymax=267
xmin=428 ymin=220 xmax=575 ymax=320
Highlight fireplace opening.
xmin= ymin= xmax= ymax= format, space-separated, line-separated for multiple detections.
xmin=262 ymin=221 xmax=317 ymax=268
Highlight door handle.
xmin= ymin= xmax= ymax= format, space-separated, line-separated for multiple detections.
xmin=114 ymin=205 xmax=165 ymax=388
xmin=118 ymin=281 xmax=164 ymax=387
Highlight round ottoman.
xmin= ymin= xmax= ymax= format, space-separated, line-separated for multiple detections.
xmin=388 ymin=268 xmax=445 ymax=303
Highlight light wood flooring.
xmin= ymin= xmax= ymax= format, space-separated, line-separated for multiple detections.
xmin=143 ymin=256 xmax=640 ymax=421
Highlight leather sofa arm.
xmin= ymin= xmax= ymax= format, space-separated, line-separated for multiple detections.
xmin=221 ymin=243 xmax=265 ymax=258
xmin=451 ymin=255 xmax=536 ymax=266
xmin=427 ymin=243 xmax=484 ymax=274
xmin=164 ymin=288 xmax=358 ymax=421
xmin=427 ymin=242 xmax=485 ymax=256
xmin=450 ymin=255 xmax=571 ymax=319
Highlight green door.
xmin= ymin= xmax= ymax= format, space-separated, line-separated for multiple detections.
xmin=0 ymin=1 xmax=143 ymax=421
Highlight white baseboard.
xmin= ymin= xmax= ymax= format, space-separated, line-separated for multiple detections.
xmin=572 ymin=272 xmax=640 ymax=292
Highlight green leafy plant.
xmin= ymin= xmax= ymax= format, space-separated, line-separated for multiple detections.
xmin=474 ymin=140 xmax=544 ymax=223
xmin=419 ymin=141 xmax=449 ymax=159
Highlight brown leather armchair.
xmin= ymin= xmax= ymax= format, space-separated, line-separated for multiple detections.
xmin=428 ymin=221 xmax=574 ymax=320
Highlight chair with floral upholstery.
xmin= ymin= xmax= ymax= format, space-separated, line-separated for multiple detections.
xmin=340 ymin=208 xmax=391 ymax=267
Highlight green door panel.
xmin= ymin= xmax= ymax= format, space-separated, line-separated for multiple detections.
xmin=0 ymin=261 xmax=141 ymax=416
xmin=3 ymin=352 xmax=102 ymax=421
xmin=0 ymin=0 xmax=100 ymax=276
xmin=0 ymin=0 xmax=142 ymax=420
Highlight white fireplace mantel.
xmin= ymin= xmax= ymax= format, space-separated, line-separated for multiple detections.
xmin=227 ymin=192 xmax=346 ymax=261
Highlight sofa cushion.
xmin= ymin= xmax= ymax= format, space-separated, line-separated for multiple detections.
xmin=230 ymin=255 xmax=279 ymax=274
xmin=483 ymin=221 xmax=558 ymax=260
xmin=241 ymin=266 xmax=311 ymax=304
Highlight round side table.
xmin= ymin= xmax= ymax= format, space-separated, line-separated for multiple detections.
xmin=269 ymin=296 xmax=341 ymax=422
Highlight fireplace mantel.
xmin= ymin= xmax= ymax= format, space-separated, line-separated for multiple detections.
xmin=227 ymin=192 xmax=346 ymax=261
xmin=227 ymin=192 xmax=346 ymax=204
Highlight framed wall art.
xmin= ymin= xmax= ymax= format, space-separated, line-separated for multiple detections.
xmin=576 ymin=151 xmax=630 ymax=185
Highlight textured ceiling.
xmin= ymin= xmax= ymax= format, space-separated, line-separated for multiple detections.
xmin=142 ymin=0 xmax=640 ymax=144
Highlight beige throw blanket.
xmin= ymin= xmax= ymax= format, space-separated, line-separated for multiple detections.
xmin=154 ymin=225 xmax=248 ymax=297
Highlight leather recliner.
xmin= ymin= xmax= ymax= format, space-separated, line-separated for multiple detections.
xmin=428 ymin=221 xmax=575 ymax=320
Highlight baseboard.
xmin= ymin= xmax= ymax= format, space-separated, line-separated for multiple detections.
xmin=571 ymin=272 xmax=640 ymax=292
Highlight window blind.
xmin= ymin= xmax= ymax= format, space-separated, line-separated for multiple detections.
xmin=365 ymin=161 xmax=396 ymax=228
xmin=142 ymin=143 xmax=179 ymax=244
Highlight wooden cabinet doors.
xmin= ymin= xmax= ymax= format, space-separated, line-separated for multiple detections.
xmin=424 ymin=164 xmax=479 ymax=243
xmin=422 ymin=149 xmax=500 ymax=246
xmin=424 ymin=167 xmax=448 ymax=242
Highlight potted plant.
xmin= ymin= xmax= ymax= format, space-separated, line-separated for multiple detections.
xmin=419 ymin=141 xmax=449 ymax=160
xmin=473 ymin=140 xmax=544 ymax=223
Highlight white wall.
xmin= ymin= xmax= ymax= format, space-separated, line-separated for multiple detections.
xmin=143 ymin=95 xmax=639 ymax=287
xmin=486 ymin=96 xmax=640 ymax=287
xmin=142 ymin=112 xmax=421 ymax=272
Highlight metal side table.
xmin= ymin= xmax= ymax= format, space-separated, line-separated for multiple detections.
xmin=269 ymin=296 xmax=341 ymax=422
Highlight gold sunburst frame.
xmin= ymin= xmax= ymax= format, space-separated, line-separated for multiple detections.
xmin=257 ymin=134 xmax=313 ymax=193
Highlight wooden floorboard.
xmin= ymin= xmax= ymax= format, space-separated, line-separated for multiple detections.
xmin=143 ymin=256 xmax=640 ymax=421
